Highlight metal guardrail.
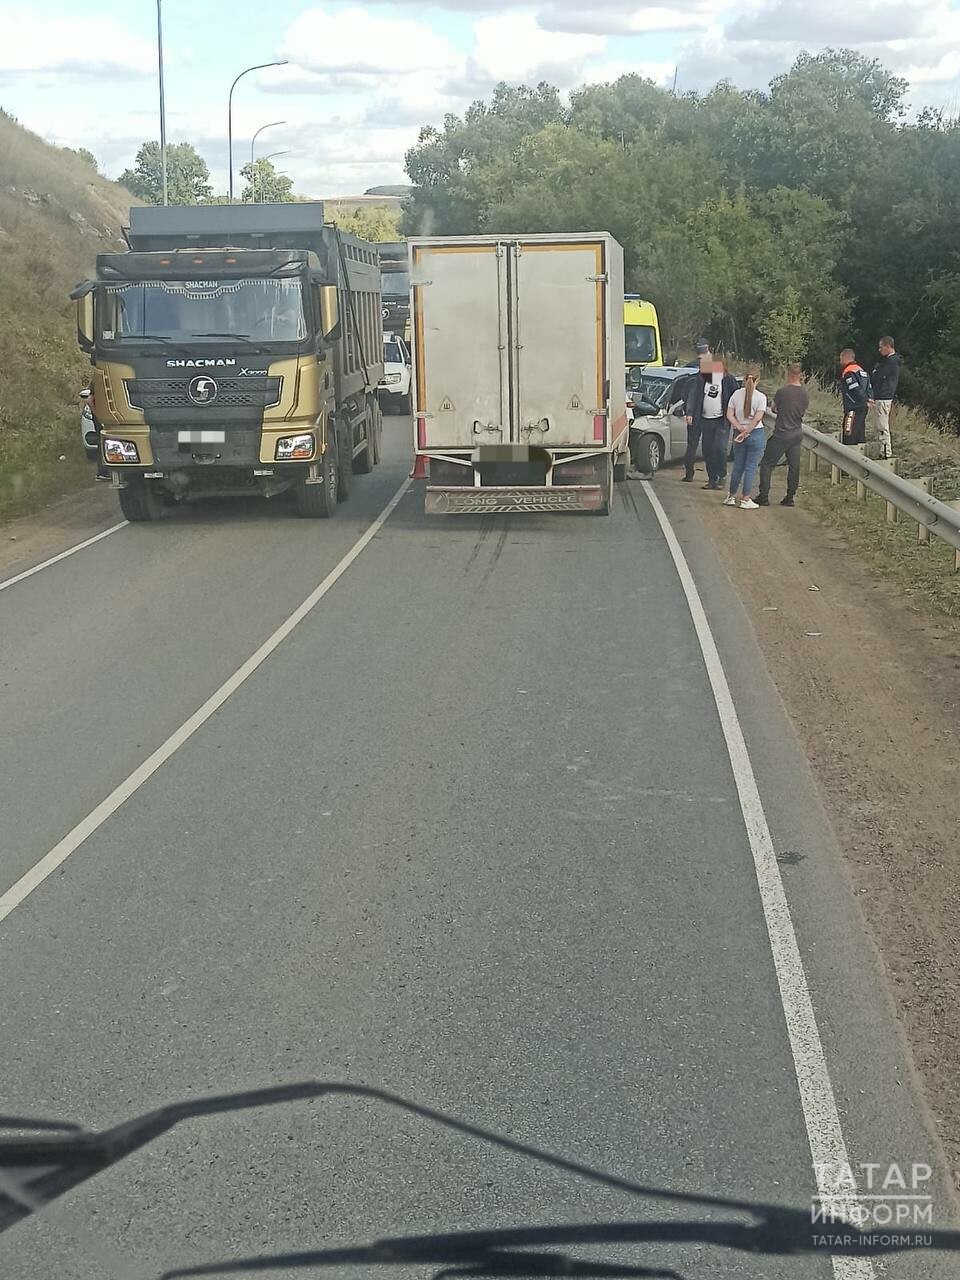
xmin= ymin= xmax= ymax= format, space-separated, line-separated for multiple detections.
xmin=793 ymin=421 xmax=960 ymax=566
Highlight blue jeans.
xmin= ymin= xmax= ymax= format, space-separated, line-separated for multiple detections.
xmin=699 ymin=419 xmax=729 ymax=485
xmin=728 ymin=429 xmax=766 ymax=497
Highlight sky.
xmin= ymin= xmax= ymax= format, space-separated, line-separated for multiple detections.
xmin=2 ymin=0 xmax=960 ymax=197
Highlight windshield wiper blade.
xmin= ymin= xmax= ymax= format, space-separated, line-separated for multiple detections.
xmin=121 ymin=334 xmax=194 ymax=356
xmin=190 ymin=333 xmax=264 ymax=347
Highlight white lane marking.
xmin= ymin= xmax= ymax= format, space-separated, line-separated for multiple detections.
xmin=0 ymin=522 xmax=128 ymax=593
xmin=641 ymin=481 xmax=874 ymax=1280
xmin=0 ymin=479 xmax=411 ymax=925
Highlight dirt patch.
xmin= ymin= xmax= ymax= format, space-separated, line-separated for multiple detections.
xmin=0 ymin=478 xmax=116 ymax=580
xmin=679 ymin=469 xmax=960 ymax=1190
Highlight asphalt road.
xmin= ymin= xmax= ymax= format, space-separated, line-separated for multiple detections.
xmin=0 ymin=419 xmax=956 ymax=1280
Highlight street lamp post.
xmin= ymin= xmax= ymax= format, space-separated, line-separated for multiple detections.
xmin=156 ymin=0 xmax=168 ymax=205
xmin=248 ymin=120 xmax=286 ymax=200
xmin=227 ymin=60 xmax=288 ymax=202
xmin=253 ymin=149 xmax=291 ymax=203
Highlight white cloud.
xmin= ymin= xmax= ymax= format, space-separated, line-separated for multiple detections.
xmin=469 ymin=13 xmax=605 ymax=87
xmin=278 ymin=5 xmax=463 ymax=81
xmin=0 ymin=9 xmax=153 ymax=80
xmin=580 ymin=59 xmax=676 ymax=87
xmin=538 ymin=2 xmax=708 ymax=36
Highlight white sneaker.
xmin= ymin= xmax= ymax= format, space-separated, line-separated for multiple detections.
xmin=740 ymin=498 xmax=759 ymax=510
xmin=722 ymin=495 xmax=737 ymax=506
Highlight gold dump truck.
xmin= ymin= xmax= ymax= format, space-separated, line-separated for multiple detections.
xmin=72 ymin=202 xmax=383 ymax=519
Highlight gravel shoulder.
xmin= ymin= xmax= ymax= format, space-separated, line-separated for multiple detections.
xmin=0 ymin=478 xmax=117 ymax=581
xmin=675 ymin=465 xmax=960 ymax=1190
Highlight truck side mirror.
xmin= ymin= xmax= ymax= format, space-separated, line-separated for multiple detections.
xmin=319 ymin=285 xmax=341 ymax=342
xmin=76 ymin=292 xmax=95 ymax=353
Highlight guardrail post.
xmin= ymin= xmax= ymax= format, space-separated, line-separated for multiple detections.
xmin=948 ymin=500 xmax=960 ymax=571
xmin=915 ymin=478 xmax=932 ymax=543
xmin=873 ymin=457 xmax=900 ymax=521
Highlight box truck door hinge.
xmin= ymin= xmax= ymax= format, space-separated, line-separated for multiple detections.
xmin=587 ymin=273 xmax=608 ymax=282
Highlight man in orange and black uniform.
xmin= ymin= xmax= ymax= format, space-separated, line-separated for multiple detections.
xmin=839 ymin=348 xmax=873 ymax=445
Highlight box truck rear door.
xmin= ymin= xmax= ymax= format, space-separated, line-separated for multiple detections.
xmin=515 ymin=241 xmax=605 ymax=448
xmin=412 ymin=243 xmax=507 ymax=450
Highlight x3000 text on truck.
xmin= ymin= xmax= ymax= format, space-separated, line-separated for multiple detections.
xmin=72 ymin=203 xmax=384 ymax=521
xmin=409 ymin=233 xmax=627 ymax=515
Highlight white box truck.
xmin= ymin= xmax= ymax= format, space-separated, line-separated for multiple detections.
xmin=409 ymin=233 xmax=627 ymax=515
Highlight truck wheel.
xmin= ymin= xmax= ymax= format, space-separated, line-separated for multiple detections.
xmin=613 ymin=454 xmax=628 ymax=482
xmin=295 ymin=447 xmax=338 ymax=518
xmin=336 ymin=422 xmax=353 ymax=502
xmin=353 ymin=403 xmax=377 ymax=474
xmin=118 ymin=479 xmax=162 ymax=522
xmin=635 ymin=433 xmax=662 ymax=475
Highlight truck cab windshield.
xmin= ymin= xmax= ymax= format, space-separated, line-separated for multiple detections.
xmin=381 ymin=270 xmax=409 ymax=300
xmin=97 ymin=278 xmax=307 ymax=343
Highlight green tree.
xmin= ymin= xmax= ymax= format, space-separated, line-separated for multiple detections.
xmin=328 ymin=205 xmax=400 ymax=241
xmin=241 ymin=158 xmax=294 ymax=204
xmin=119 ymin=141 xmax=212 ymax=205
xmin=64 ymin=146 xmax=98 ymax=171
xmin=758 ymin=287 xmax=814 ymax=369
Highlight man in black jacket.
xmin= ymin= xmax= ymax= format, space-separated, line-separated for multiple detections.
xmin=839 ymin=348 xmax=872 ymax=445
xmin=870 ymin=336 xmax=901 ymax=459
xmin=683 ymin=356 xmax=739 ymax=487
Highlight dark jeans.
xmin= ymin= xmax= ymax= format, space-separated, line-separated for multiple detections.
xmin=684 ymin=417 xmax=728 ymax=482
xmin=758 ymin=434 xmax=802 ymax=500
xmin=683 ymin=421 xmax=701 ymax=477
xmin=842 ymin=405 xmax=867 ymax=445
xmin=701 ymin=419 xmax=729 ymax=485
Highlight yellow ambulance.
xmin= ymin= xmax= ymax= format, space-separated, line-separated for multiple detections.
xmin=624 ymin=296 xmax=663 ymax=372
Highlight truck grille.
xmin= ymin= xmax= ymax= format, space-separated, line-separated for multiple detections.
xmin=125 ymin=377 xmax=281 ymax=412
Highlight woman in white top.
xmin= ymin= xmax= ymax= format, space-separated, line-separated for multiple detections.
xmin=723 ymin=367 xmax=767 ymax=508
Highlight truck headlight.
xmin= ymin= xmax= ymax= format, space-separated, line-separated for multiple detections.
xmin=381 ymin=372 xmax=402 ymax=386
xmin=275 ymin=433 xmax=315 ymax=461
xmin=103 ymin=438 xmax=139 ymax=463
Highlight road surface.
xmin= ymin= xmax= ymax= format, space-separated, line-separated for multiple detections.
xmin=0 ymin=420 xmax=956 ymax=1279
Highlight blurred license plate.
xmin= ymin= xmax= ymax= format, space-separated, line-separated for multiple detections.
xmin=178 ymin=430 xmax=226 ymax=443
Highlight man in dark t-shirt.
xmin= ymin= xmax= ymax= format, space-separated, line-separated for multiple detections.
xmin=757 ymin=364 xmax=810 ymax=507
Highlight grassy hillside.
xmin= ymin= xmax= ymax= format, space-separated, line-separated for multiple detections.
xmin=0 ymin=109 xmax=133 ymax=517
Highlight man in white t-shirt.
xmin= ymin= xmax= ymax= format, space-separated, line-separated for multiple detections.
xmin=683 ymin=355 xmax=739 ymax=488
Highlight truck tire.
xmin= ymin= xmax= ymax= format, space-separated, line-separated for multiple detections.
xmin=336 ymin=421 xmax=353 ymax=502
xmin=353 ymin=401 xmax=378 ymax=474
xmin=295 ymin=447 xmax=338 ymax=518
xmin=634 ymin=433 xmax=662 ymax=476
xmin=613 ymin=453 xmax=628 ymax=482
xmin=118 ymin=479 xmax=162 ymax=522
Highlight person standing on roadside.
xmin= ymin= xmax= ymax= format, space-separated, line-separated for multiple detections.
xmin=839 ymin=348 xmax=872 ymax=445
xmin=870 ymin=336 xmax=901 ymax=460
xmin=723 ymin=366 xmax=767 ymax=509
xmin=683 ymin=345 xmax=738 ymax=488
xmin=758 ymin=363 xmax=809 ymax=507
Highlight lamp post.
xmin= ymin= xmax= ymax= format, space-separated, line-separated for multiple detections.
xmin=253 ymin=149 xmax=291 ymax=203
xmin=156 ymin=0 xmax=168 ymax=205
xmin=248 ymin=120 xmax=286 ymax=200
xmin=227 ymin=60 xmax=288 ymax=202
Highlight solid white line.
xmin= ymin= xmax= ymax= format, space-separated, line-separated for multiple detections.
xmin=640 ymin=481 xmax=874 ymax=1280
xmin=0 ymin=479 xmax=411 ymax=925
xmin=0 ymin=522 xmax=128 ymax=593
